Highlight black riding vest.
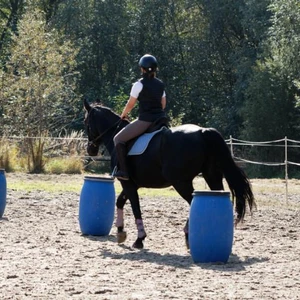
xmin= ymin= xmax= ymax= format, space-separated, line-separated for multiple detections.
xmin=138 ymin=77 xmax=166 ymax=122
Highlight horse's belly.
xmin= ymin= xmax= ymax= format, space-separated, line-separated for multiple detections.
xmin=128 ymin=156 xmax=170 ymax=188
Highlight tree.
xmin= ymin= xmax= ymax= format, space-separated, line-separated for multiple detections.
xmin=51 ymin=0 xmax=131 ymax=108
xmin=268 ymin=0 xmax=300 ymax=115
xmin=1 ymin=8 xmax=79 ymax=172
xmin=239 ymin=0 xmax=300 ymax=177
xmin=192 ymin=0 xmax=272 ymax=136
xmin=0 ymin=0 xmax=25 ymax=66
xmin=242 ymin=0 xmax=300 ymax=141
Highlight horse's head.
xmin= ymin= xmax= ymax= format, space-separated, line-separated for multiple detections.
xmin=84 ymin=99 xmax=99 ymax=155
xmin=83 ymin=99 xmax=128 ymax=156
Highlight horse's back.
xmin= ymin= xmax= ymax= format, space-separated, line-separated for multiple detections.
xmin=171 ymin=123 xmax=202 ymax=133
xmin=159 ymin=124 xmax=210 ymax=181
xmin=128 ymin=124 xmax=220 ymax=185
xmin=167 ymin=124 xmax=208 ymax=148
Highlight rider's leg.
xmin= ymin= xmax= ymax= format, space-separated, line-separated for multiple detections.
xmin=113 ymin=119 xmax=151 ymax=180
xmin=114 ymin=143 xmax=129 ymax=180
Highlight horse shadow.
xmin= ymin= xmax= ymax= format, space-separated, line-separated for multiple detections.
xmin=86 ymin=235 xmax=269 ymax=272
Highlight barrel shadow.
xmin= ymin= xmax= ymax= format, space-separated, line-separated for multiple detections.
xmin=80 ymin=233 xmax=268 ymax=271
xmin=81 ymin=234 xmax=117 ymax=243
xmin=99 ymin=246 xmax=268 ymax=272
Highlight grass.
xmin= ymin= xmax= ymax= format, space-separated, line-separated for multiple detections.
xmin=6 ymin=173 xmax=208 ymax=196
xmin=8 ymin=180 xmax=81 ymax=193
xmin=7 ymin=174 xmax=82 ymax=193
xmin=5 ymin=173 xmax=300 ymax=205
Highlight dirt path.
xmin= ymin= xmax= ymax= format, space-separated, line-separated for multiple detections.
xmin=0 ymin=174 xmax=299 ymax=299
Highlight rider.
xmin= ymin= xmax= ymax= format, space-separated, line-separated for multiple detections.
xmin=113 ymin=54 xmax=167 ymax=180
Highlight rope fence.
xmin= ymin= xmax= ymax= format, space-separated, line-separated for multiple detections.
xmin=3 ymin=134 xmax=300 ymax=167
xmin=226 ymin=136 xmax=300 ymax=202
xmin=2 ymin=135 xmax=300 ymax=201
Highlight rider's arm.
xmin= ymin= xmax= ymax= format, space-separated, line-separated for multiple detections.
xmin=120 ymin=81 xmax=142 ymax=119
xmin=120 ymin=96 xmax=137 ymax=119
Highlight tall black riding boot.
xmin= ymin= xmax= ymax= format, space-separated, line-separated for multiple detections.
xmin=114 ymin=143 xmax=129 ymax=180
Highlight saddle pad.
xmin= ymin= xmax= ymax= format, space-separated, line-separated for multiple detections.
xmin=128 ymin=127 xmax=166 ymax=156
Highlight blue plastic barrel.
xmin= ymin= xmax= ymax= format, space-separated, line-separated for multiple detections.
xmin=0 ymin=169 xmax=7 ymax=218
xmin=189 ymin=191 xmax=234 ymax=263
xmin=79 ymin=176 xmax=115 ymax=236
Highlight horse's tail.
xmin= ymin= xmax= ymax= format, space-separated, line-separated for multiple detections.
xmin=202 ymin=128 xmax=256 ymax=224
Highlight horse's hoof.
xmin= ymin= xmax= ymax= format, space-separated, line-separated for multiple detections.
xmin=132 ymin=240 xmax=144 ymax=249
xmin=132 ymin=236 xmax=145 ymax=249
xmin=117 ymin=231 xmax=127 ymax=244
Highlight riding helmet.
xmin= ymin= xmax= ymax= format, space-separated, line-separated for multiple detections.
xmin=139 ymin=54 xmax=158 ymax=72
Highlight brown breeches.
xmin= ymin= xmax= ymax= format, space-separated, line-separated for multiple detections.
xmin=113 ymin=119 xmax=152 ymax=145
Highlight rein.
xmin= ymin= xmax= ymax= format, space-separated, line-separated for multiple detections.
xmin=87 ymin=108 xmax=123 ymax=149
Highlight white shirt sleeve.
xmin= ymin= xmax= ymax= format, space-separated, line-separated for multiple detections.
xmin=130 ymin=81 xmax=143 ymax=98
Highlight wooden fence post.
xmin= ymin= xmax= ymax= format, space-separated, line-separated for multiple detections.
xmin=285 ymin=136 xmax=288 ymax=203
xmin=230 ymin=135 xmax=233 ymax=157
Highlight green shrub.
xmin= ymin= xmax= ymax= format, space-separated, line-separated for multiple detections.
xmin=83 ymin=158 xmax=111 ymax=174
xmin=45 ymin=157 xmax=83 ymax=174
xmin=0 ymin=138 xmax=20 ymax=172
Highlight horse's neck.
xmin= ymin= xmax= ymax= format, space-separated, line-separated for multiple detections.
xmin=102 ymin=120 xmax=127 ymax=156
xmin=102 ymin=136 xmax=115 ymax=156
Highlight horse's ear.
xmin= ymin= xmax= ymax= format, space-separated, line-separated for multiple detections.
xmin=83 ymin=98 xmax=91 ymax=112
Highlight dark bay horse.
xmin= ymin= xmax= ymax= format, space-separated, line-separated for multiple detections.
xmin=84 ymin=99 xmax=255 ymax=249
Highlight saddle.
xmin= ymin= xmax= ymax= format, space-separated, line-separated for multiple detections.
xmin=144 ymin=116 xmax=169 ymax=133
xmin=127 ymin=117 xmax=169 ymax=156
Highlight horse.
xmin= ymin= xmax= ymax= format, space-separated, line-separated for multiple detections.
xmin=83 ymin=99 xmax=255 ymax=249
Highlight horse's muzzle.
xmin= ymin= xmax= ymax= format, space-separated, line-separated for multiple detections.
xmin=87 ymin=142 xmax=99 ymax=156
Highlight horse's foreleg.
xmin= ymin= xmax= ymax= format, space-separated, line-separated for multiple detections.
xmin=126 ymin=188 xmax=147 ymax=249
xmin=116 ymin=191 xmax=128 ymax=244
xmin=132 ymin=218 xmax=147 ymax=249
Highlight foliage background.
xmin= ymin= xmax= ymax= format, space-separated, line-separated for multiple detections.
xmin=0 ymin=0 xmax=300 ymax=176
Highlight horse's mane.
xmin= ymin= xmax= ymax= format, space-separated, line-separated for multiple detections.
xmin=90 ymin=102 xmax=121 ymax=119
xmin=89 ymin=101 xmax=132 ymax=126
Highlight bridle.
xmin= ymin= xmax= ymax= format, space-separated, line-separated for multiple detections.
xmin=86 ymin=108 xmax=123 ymax=149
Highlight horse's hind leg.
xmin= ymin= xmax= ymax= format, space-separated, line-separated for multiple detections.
xmin=116 ymin=190 xmax=128 ymax=244
xmin=202 ymin=168 xmax=224 ymax=190
xmin=172 ymin=181 xmax=194 ymax=249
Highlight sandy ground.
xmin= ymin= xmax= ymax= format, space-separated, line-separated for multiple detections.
xmin=0 ymin=174 xmax=300 ymax=300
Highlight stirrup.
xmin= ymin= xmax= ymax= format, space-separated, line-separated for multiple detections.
xmin=114 ymin=170 xmax=129 ymax=181
xmin=112 ymin=166 xmax=129 ymax=180
xmin=111 ymin=166 xmax=118 ymax=177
